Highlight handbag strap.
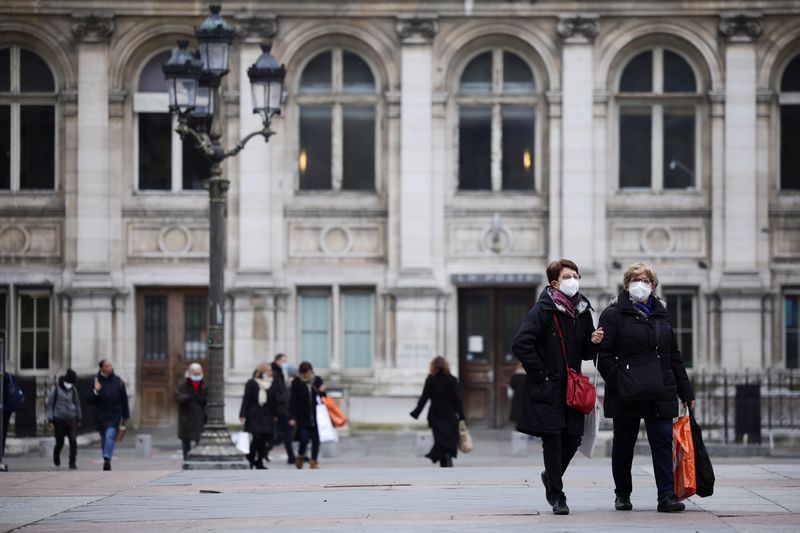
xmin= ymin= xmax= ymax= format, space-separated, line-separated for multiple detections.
xmin=552 ymin=313 xmax=569 ymax=370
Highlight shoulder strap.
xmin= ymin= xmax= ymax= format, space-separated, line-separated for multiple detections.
xmin=552 ymin=312 xmax=569 ymax=368
xmin=654 ymin=319 xmax=661 ymax=355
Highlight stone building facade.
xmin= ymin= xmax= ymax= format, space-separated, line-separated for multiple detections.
xmin=1 ymin=1 xmax=799 ymax=428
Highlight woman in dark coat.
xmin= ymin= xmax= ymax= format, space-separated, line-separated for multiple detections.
xmin=597 ymin=262 xmax=695 ymax=514
xmin=511 ymin=259 xmax=604 ymax=515
xmin=239 ymin=362 xmax=276 ymax=469
xmin=176 ymin=363 xmax=207 ymax=461
xmin=410 ymin=356 xmax=465 ymax=468
xmin=508 ymin=363 xmax=526 ymax=424
xmin=289 ymin=361 xmax=322 ymax=469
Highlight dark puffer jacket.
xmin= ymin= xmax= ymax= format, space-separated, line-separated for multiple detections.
xmin=597 ymin=291 xmax=694 ymax=419
xmin=511 ymin=288 xmax=599 ymax=437
xmin=86 ymin=371 xmax=130 ymax=431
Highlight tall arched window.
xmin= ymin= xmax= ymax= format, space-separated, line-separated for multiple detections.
xmin=297 ymin=49 xmax=377 ymax=191
xmin=456 ymin=49 xmax=537 ymax=191
xmin=133 ymin=50 xmax=208 ymax=191
xmin=780 ymin=53 xmax=800 ymax=190
xmin=0 ymin=46 xmax=57 ymax=191
xmin=616 ymin=47 xmax=701 ymax=191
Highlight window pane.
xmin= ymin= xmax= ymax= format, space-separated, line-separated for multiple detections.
xmin=0 ymin=49 xmax=9 ymax=92
xmin=300 ymin=293 xmax=330 ymax=369
xmin=463 ymin=294 xmax=490 ymax=362
xmin=458 ymin=106 xmax=492 ymax=190
xmin=620 ymin=51 xmax=653 ymax=92
xmin=781 ymin=105 xmax=800 ymax=190
xmin=299 ymin=51 xmax=332 ymax=94
xmin=20 ymin=294 xmax=34 ymax=328
xmin=781 ymin=54 xmax=800 ymax=92
xmin=144 ymin=296 xmax=168 ymax=361
xmin=139 ymin=50 xmax=171 ymax=92
xmin=20 ymin=105 xmax=55 ymax=189
xmin=343 ymin=292 xmax=372 ymax=369
xmin=681 ymin=331 xmax=693 ymax=368
xmin=36 ymin=331 xmax=49 ymax=369
xmin=342 ymin=51 xmax=375 ymax=94
xmin=0 ymin=292 xmax=6 ymax=353
xmin=299 ymin=106 xmax=332 ymax=190
xmin=787 ymin=296 xmax=799 ymax=329
xmin=663 ymin=107 xmax=696 ymax=189
xmin=503 ymin=52 xmax=534 ymax=94
xmin=138 ymin=113 xmax=172 ymax=190
xmin=342 ymin=106 xmax=375 ymax=191
xmin=0 ymin=105 xmax=9 ymax=189
xmin=184 ymin=296 xmax=208 ymax=361
xmin=460 ymin=52 xmax=492 ymax=95
xmin=182 ymin=136 xmax=210 ymax=190
xmin=20 ymin=331 xmax=34 ymax=369
xmin=787 ymin=332 xmax=798 ymax=369
xmin=501 ymin=106 xmax=535 ymax=190
xmin=663 ymin=50 xmax=697 ymax=93
xmin=20 ymin=49 xmax=54 ymax=93
xmin=680 ymin=294 xmax=693 ymax=329
xmin=619 ymin=107 xmax=652 ymax=187
xmin=36 ymin=296 xmax=49 ymax=328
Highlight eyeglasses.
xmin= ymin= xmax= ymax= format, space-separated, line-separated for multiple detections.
xmin=560 ymin=274 xmax=581 ymax=281
xmin=631 ymin=277 xmax=652 ymax=286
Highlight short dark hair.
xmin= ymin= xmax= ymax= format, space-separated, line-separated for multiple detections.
xmin=546 ymin=259 xmax=579 ymax=283
xmin=298 ymin=361 xmax=313 ymax=374
xmin=274 ymin=353 xmax=286 ymax=363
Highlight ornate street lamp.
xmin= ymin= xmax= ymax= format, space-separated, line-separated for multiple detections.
xmin=162 ymin=4 xmax=285 ymax=469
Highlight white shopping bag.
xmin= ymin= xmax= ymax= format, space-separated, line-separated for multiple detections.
xmin=579 ymin=401 xmax=600 ymax=458
xmin=231 ymin=431 xmax=251 ymax=454
xmin=316 ymin=402 xmax=338 ymax=443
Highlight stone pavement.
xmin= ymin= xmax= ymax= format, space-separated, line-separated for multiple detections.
xmin=1 ymin=429 xmax=800 ymax=532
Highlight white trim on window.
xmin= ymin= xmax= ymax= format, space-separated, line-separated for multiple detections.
xmin=16 ymin=289 xmax=52 ymax=373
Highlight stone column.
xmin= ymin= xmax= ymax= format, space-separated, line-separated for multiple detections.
xmin=557 ymin=16 xmax=598 ymax=270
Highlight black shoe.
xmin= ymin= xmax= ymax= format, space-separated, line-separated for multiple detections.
xmin=53 ymin=450 xmax=60 ymax=467
xmin=69 ymin=462 xmax=77 ymax=470
xmin=657 ymin=494 xmax=685 ymax=513
xmin=287 ymin=457 xmax=296 ymax=465
xmin=541 ymin=471 xmax=556 ymax=506
xmin=103 ymin=459 xmax=111 ymax=471
xmin=615 ymin=495 xmax=633 ymax=511
xmin=552 ymin=497 xmax=570 ymax=515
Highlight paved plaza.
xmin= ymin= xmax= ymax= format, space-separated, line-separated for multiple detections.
xmin=1 ymin=430 xmax=799 ymax=532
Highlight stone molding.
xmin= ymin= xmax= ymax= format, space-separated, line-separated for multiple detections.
xmin=395 ymin=15 xmax=439 ymax=44
xmin=234 ymin=15 xmax=278 ymax=43
xmin=556 ymin=15 xmax=599 ymax=43
xmin=70 ymin=13 xmax=115 ymax=43
xmin=718 ymin=13 xmax=763 ymax=42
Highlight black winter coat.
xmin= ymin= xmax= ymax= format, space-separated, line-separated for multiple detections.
xmin=239 ymin=379 xmax=277 ymax=434
xmin=597 ymin=291 xmax=695 ymax=419
xmin=86 ymin=372 xmax=130 ymax=432
xmin=410 ymin=372 xmax=465 ymax=456
xmin=176 ymin=379 xmax=207 ymax=441
xmin=289 ymin=377 xmax=320 ymax=429
xmin=511 ymin=288 xmax=598 ymax=437
xmin=270 ymin=362 xmax=289 ymax=418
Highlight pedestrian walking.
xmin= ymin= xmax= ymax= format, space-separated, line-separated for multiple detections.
xmin=239 ymin=362 xmax=276 ymax=469
xmin=176 ymin=363 xmax=207 ymax=461
xmin=597 ymin=262 xmax=695 ymax=513
xmin=508 ymin=363 xmax=526 ymax=425
xmin=1 ymin=370 xmax=24 ymax=461
xmin=410 ymin=356 xmax=465 ymax=468
xmin=86 ymin=359 xmax=130 ymax=471
xmin=289 ymin=361 xmax=321 ymax=469
xmin=511 ymin=259 xmax=604 ymax=515
xmin=270 ymin=353 xmax=295 ymax=464
xmin=45 ymin=369 xmax=81 ymax=469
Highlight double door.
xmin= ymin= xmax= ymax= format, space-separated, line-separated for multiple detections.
xmin=137 ymin=288 xmax=209 ymax=427
xmin=458 ymin=288 xmax=536 ymax=428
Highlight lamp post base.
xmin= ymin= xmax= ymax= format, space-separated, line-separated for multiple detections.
xmin=183 ymin=426 xmax=249 ymax=470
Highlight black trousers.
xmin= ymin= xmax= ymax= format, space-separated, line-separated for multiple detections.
xmin=276 ymin=414 xmax=295 ymax=460
xmin=181 ymin=438 xmax=200 ymax=461
xmin=1 ymin=410 xmax=11 ymax=459
xmin=297 ymin=425 xmax=320 ymax=461
xmin=53 ymin=420 xmax=78 ymax=465
xmin=541 ymin=427 xmax=582 ymax=502
xmin=249 ymin=432 xmax=271 ymax=465
xmin=612 ymin=416 xmax=674 ymax=500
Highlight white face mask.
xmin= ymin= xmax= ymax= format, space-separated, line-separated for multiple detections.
xmin=629 ymin=281 xmax=652 ymax=303
xmin=261 ymin=373 xmax=271 ymax=380
xmin=63 ymin=382 xmax=73 ymax=390
xmin=558 ymin=278 xmax=580 ymax=298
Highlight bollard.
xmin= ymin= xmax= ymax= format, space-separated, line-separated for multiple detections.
xmin=511 ymin=431 xmax=529 ymax=456
xmin=38 ymin=438 xmax=55 ymax=458
xmin=415 ymin=432 xmax=432 ymax=457
xmin=135 ymin=434 xmax=152 ymax=458
xmin=320 ymin=440 xmax=337 ymax=458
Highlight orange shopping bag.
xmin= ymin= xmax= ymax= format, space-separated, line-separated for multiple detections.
xmin=322 ymin=395 xmax=347 ymax=428
xmin=673 ymin=407 xmax=696 ymax=500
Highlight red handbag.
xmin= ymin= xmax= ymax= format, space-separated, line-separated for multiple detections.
xmin=553 ymin=313 xmax=596 ymax=415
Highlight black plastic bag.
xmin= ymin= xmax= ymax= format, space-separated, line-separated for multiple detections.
xmin=690 ymin=406 xmax=715 ymax=497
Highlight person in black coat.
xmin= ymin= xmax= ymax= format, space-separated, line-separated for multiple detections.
xmin=239 ymin=362 xmax=277 ymax=469
xmin=289 ymin=361 xmax=322 ymax=469
xmin=270 ymin=353 xmax=295 ymax=464
xmin=597 ymin=262 xmax=695 ymax=514
xmin=86 ymin=359 xmax=130 ymax=471
xmin=176 ymin=363 xmax=207 ymax=461
xmin=511 ymin=259 xmax=604 ymax=515
xmin=508 ymin=363 xmax=526 ymax=425
xmin=410 ymin=356 xmax=465 ymax=468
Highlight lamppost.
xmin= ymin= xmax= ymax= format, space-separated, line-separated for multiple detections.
xmin=163 ymin=4 xmax=285 ymax=469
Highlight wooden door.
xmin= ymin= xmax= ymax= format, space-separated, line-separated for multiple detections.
xmin=137 ymin=288 xmax=209 ymax=427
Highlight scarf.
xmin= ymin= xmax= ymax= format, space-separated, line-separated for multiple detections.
xmin=632 ymin=296 xmax=653 ymax=317
xmin=190 ymin=380 xmax=201 ymax=393
xmin=549 ymin=287 xmax=580 ymax=318
xmin=254 ymin=377 xmax=272 ymax=406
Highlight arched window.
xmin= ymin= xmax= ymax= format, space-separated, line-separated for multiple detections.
xmin=133 ymin=50 xmax=208 ymax=191
xmin=616 ymin=47 xmax=701 ymax=191
xmin=297 ymin=49 xmax=377 ymax=191
xmin=0 ymin=46 xmax=57 ymax=191
xmin=780 ymin=53 xmax=800 ymax=190
xmin=456 ymin=50 xmax=538 ymax=191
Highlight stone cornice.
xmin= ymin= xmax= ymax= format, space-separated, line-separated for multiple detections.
xmin=556 ymin=15 xmax=599 ymax=43
xmin=395 ymin=15 xmax=438 ymax=44
xmin=70 ymin=13 xmax=114 ymax=43
xmin=718 ymin=13 xmax=763 ymax=42
xmin=233 ymin=14 xmax=278 ymax=44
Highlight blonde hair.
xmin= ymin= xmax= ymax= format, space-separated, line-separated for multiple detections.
xmin=253 ymin=362 xmax=271 ymax=378
xmin=622 ymin=261 xmax=659 ymax=290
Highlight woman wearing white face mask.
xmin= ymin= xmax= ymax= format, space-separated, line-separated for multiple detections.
xmin=46 ymin=368 xmax=82 ymax=469
xmin=239 ymin=362 xmax=276 ymax=469
xmin=176 ymin=362 xmax=207 ymax=461
xmin=597 ymin=262 xmax=695 ymax=514
xmin=512 ymin=259 xmax=604 ymax=515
